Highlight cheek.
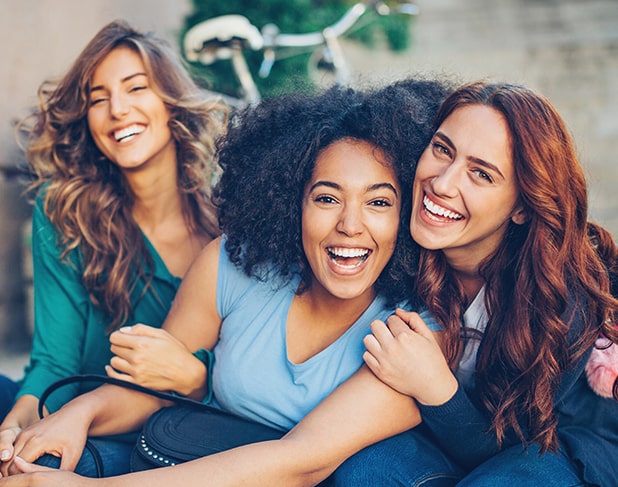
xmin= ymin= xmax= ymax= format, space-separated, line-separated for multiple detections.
xmin=378 ymin=213 xmax=400 ymax=251
xmin=87 ymin=112 xmax=105 ymax=141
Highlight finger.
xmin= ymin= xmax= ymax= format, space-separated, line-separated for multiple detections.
xmin=108 ymin=328 xmax=143 ymax=348
xmin=108 ymin=343 xmax=134 ymax=360
xmin=104 ymin=365 xmax=135 ymax=384
xmin=395 ymin=309 xmax=434 ymax=338
xmin=108 ymin=354 xmax=133 ymax=373
xmin=58 ymin=450 xmax=81 ymax=472
xmin=384 ymin=314 xmax=411 ymax=337
xmin=362 ymin=350 xmax=380 ymax=375
xmin=12 ymin=456 xmax=55 ymax=473
xmin=368 ymin=319 xmax=395 ymax=345
xmin=0 ymin=428 xmax=18 ymax=462
xmin=122 ymin=323 xmax=161 ymax=337
xmin=362 ymin=333 xmax=381 ymax=356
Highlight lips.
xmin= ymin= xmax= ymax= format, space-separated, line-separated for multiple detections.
xmin=327 ymin=246 xmax=371 ymax=269
xmin=423 ymin=195 xmax=464 ymax=221
xmin=112 ymin=124 xmax=145 ymax=143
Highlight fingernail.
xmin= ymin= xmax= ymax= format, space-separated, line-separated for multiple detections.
xmin=0 ymin=450 xmax=10 ymax=461
xmin=119 ymin=326 xmax=132 ymax=333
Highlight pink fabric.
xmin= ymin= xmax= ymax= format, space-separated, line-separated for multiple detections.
xmin=585 ymin=336 xmax=618 ymax=398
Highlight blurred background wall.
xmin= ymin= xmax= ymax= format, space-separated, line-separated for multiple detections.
xmin=1 ymin=0 xmax=617 ymax=358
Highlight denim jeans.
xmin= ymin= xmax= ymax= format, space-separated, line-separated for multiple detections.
xmin=35 ymin=436 xmax=135 ymax=478
xmin=0 ymin=375 xmax=19 ymax=421
xmin=332 ymin=426 xmax=585 ymax=487
xmin=458 ymin=442 xmax=584 ymax=487
xmin=332 ymin=427 xmax=463 ymax=487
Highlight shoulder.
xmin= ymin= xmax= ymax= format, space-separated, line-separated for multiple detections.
xmin=191 ymin=235 xmax=223 ymax=274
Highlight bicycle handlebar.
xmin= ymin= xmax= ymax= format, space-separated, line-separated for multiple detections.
xmin=185 ymin=1 xmax=417 ymax=58
xmin=183 ymin=1 xmax=418 ymax=104
xmin=264 ymin=3 xmax=369 ymax=49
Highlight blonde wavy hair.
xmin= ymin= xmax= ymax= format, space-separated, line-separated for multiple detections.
xmin=20 ymin=20 xmax=228 ymax=331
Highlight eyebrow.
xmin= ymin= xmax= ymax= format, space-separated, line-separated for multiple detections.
xmin=435 ymin=131 xmax=506 ymax=181
xmin=90 ymin=72 xmax=148 ymax=93
xmin=308 ymin=180 xmax=399 ymax=196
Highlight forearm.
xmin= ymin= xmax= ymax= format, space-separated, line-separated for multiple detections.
xmin=418 ymin=385 xmax=502 ymax=468
xmin=66 ymin=385 xmax=167 ymax=437
xmin=1 ymin=396 xmax=40 ymax=431
xmin=90 ymin=439 xmax=317 ymax=487
xmin=98 ymin=370 xmax=421 ymax=487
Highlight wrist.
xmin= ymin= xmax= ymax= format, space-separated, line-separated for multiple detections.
xmin=178 ymin=349 xmax=214 ymax=401
xmin=417 ymin=374 xmax=459 ymax=407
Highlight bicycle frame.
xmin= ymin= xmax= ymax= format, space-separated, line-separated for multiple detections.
xmin=183 ymin=1 xmax=419 ymax=106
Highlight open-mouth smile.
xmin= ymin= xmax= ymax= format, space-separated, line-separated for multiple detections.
xmin=327 ymin=246 xmax=371 ymax=269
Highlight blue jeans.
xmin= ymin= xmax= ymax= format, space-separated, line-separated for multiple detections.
xmin=333 ymin=427 xmax=463 ymax=486
xmin=35 ymin=437 xmax=135 ymax=478
xmin=458 ymin=443 xmax=584 ymax=487
xmin=332 ymin=426 xmax=584 ymax=487
xmin=0 ymin=375 xmax=19 ymax=421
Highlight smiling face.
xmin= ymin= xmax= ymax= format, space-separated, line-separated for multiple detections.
xmin=410 ymin=104 xmax=527 ymax=272
xmin=87 ymin=46 xmax=175 ymax=174
xmin=301 ymin=138 xmax=401 ymax=304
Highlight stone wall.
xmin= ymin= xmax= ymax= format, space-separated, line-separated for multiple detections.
xmin=343 ymin=0 xmax=618 ymax=236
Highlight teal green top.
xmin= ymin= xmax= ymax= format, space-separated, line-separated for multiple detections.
xmin=17 ymin=195 xmax=182 ymax=412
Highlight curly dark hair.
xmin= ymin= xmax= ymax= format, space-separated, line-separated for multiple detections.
xmin=213 ymin=77 xmax=451 ymax=306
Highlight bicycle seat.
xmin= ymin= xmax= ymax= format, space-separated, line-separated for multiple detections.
xmin=184 ymin=15 xmax=264 ymax=64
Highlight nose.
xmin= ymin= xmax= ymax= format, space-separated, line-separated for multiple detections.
xmin=430 ymin=162 xmax=461 ymax=199
xmin=109 ymin=92 xmax=130 ymax=119
xmin=336 ymin=204 xmax=364 ymax=237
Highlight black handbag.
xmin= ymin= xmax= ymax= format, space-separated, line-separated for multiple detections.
xmin=131 ymin=403 xmax=285 ymax=471
xmin=38 ymin=374 xmax=285 ymax=476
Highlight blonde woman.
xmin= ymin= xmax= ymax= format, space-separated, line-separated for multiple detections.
xmin=0 ymin=20 xmax=227 ymax=476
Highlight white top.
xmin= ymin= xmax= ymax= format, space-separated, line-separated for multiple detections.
xmin=455 ymin=287 xmax=488 ymax=388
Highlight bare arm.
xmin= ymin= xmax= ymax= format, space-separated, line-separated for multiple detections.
xmin=104 ymin=238 xmax=224 ymax=398
xmin=3 ymin=365 xmax=419 ymax=486
xmin=6 ymin=238 xmax=224 ymax=472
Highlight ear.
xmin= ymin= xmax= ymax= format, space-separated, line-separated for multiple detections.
xmin=511 ymin=206 xmax=528 ymax=225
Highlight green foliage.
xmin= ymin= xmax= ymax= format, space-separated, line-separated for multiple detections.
xmin=181 ymin=0 xmax=414 ymax=100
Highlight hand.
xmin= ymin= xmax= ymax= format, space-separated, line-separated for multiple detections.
xmin=1 ymin=407 xmax=88 ymax=478
xmin=0 ymin=426 xmax=21 ymax=470
xmin=1 ymin=397 xmax=44 ymax=470
xmin=108 ymin=324 xmax=207 ymax=397
xmin=363 ymin=308 xmax=458 ymax=406
xmin=0 ymin=457 xmax=91 ymax=486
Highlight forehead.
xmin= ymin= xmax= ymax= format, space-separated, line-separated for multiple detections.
xmin=91 ymin=46 xmax=146 ymax=85
xmin=307 ymin=138 xmax=399 ymax=194
xmin=313 ymin=139 xmax=394 ymax=173
xmin=440 ymin=105 xmax=513 ymax=174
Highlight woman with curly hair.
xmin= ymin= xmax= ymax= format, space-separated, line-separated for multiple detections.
xmin=0 ymin=19 xmax=227 ymax=476
xmin=0 ymin=78 xmax=453 ymax=485
xmin=333 ymin=81 xmax=618 ymax=486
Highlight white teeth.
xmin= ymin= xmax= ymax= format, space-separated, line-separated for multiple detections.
xmin=114 ymin=124 xmax=145 ymax=142
xmin=328 ymin=247 xmax=369 ymax=258
xmin=423 ymin=196 xmax=463 ymax=220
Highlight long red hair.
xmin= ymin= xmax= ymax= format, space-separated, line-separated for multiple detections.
xmin=415 ymin=81 xmax=618 ymax=452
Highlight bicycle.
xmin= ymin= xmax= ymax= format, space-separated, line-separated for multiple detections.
xmin=182 ymin=0 xmax=419 ymax=108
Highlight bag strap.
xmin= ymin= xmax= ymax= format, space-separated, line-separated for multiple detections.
xmin=37 ymin=374 xmax=213 ymax=421
xmin=38 ymin=374 xmax=212 ymax=479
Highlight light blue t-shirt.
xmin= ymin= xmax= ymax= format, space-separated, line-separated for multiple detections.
xmin=211 ymin=239 xmax=437 ymax=431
